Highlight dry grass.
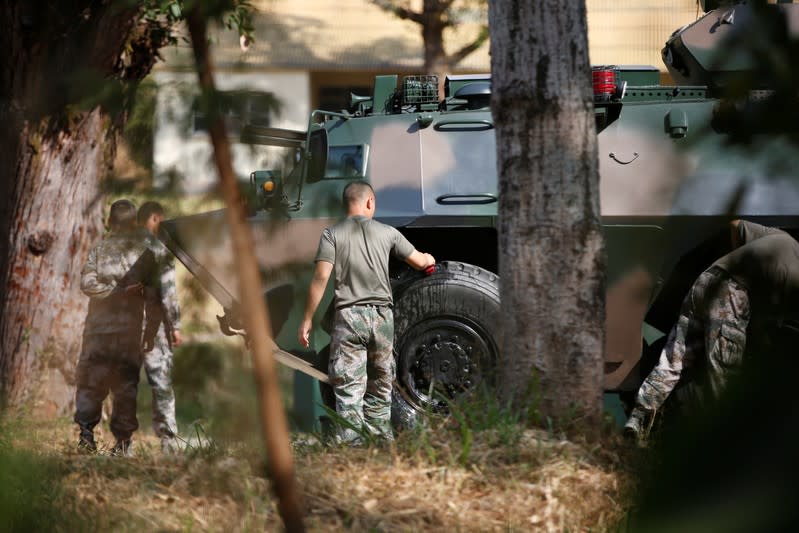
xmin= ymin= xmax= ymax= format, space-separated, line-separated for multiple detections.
xmin=26 ymin=193 xmax=636 ymax=531
xmin=297 ymin=428 xmax=631 ymax=532
xmin=1 ymin=411 xmax=635 ymax=532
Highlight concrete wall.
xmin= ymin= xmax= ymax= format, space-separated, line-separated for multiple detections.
xmin=587 ymin=0 xmax=699 ymax=68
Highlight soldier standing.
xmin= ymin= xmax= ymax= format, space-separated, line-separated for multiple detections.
xmin=298 ymin=181 xmax=435 ymax=444
xmin=75 ymin=199 xmax=159 ymax=456
xmin=138 ymin=201 xmax=182 ymax=453
xmin=625 ymin=220 xmax=799 ymax=441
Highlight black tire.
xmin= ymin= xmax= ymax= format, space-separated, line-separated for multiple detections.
xmin=391 ymin=261 xmax=501 ymax=429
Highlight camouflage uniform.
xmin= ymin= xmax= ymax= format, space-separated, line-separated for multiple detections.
xmin=626 ymin=266 xmax=750 ymax=438
xmin=141 ymin=232 xmax=181 ymax=444
xmin=329 ymin=305 xmax=395 ymax=442
xmin=626 ymin=221 xmax=799 ymax=440
xmin=75 ymin=230 xmax=157 ymax=445
xmin=315 ymin=214 xmax=416 ymax=444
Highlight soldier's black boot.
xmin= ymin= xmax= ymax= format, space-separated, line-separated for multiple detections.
xmin=78 ymin=430 xmax=97 ymax=453
xmin=110 ymin=439 xmax=133 ymax=457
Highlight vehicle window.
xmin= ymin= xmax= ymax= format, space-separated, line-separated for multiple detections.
xmin=325 ymin=145 xmax=367 ymax=178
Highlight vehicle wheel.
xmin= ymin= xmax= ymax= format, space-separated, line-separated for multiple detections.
xmin=391 ymin=261 xmax=501 ymax=430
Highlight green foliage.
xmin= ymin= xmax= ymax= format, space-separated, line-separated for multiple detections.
xmin=444 ymin=385 xmax=526 ymax=464
xmin=0 ymin=436 xmax=65 ymax=531
xmin=122 ymin=79 xmax=158 ymax=170
xmin=138 ymin=0 xmax=254 ymax=42
xmin=386 ymin=385 xmax=533 ymax=467
xmin=170 ymin=341 xmax=232 ymax=425
xmin=138 ymin=0 xmax=253 ymax=44
xmin=168 ymin=340 xmax=291 ymax=449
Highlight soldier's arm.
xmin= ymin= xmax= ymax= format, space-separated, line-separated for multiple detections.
xmin=730 ymin=220 xmax=742 ymax=249
xmin=634 ymin=344 xmax=687 ymax=413
xmin=80 ymin=247 xmax=116 ymax=298
xmin=298 ymin=260 xmax=333 ymax=348
xmin=404 ymin=250 xmax=435 ymax=271
xmin=730 ymin=219 xmax=786 ymax=249
xmin=393 ymin=229 xmax=434 ymax=270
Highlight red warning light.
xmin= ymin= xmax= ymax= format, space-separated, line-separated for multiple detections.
xmin=592 ymin=67 xmax=618 ymax=101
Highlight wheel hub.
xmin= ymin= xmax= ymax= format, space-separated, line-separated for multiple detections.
xmin=399 ymin=318 xmax=493 ymax=411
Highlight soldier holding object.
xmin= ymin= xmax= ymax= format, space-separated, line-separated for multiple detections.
xmin=75 ymin=199 xmax=160 ymax=456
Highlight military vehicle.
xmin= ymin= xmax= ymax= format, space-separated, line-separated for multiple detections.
xmin=161 ymin=0 xmax=799 ymax=426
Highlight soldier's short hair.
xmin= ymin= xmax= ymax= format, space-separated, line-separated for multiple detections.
xmin=109 ymin=199 xmax=137 ymax=230
xmin=137 ymin=201 xmax=164 ymax=224
xmin=342 ymin=181 xmax=374 ymax=207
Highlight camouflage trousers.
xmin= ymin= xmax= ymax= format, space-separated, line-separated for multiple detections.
xmin=143 ymin=325 xmax=178 ymax=439
xmin=627 ymin=267 xmax=750 ymax=435
xmin=329 ymin=305 xmax=395 ymax=443
xmin=74 ymin=332 xmax=142 ymax=442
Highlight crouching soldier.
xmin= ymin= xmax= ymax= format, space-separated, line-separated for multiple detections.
xmin=625 ymin=220 xmax=799 ymax=442
xmin=75 ymin=199 xmax=160 ymax=456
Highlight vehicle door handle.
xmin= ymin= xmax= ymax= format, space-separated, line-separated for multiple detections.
xmin=433 ymin=120 xmax=494 ymax=132
xmin=436 ymin=194 xmax=497 ymax=205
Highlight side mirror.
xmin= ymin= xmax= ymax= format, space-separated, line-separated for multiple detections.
xmin=306 ymin=128 xmax=328 ymax=183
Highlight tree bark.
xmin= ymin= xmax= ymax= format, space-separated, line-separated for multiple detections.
xmin=0 ymin=112 xmax=109 ymax=413
xmin=421 ymin=1 xmax=449 ymax=82
xmin=489 ymin=1 xmax=605 ymax=433
xmin=187 ymin=10 xmax=306 ymax=533
xmin=0 ymin=2 xmax=158 ymax=413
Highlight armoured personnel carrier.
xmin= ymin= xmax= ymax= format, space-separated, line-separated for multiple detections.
xmin=162 ymin=0 xmax=799 ymax=426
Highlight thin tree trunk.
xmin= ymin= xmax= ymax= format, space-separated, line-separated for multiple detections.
xmin=186 ymin=11 xmax=305 ymax=533
xmin=489 ymin=1 xmax=605 ymax=433
xmin=420 ymin=4 xmax=448 ymax=94
xmin=373 ymin=0 xmax=486 ymax=96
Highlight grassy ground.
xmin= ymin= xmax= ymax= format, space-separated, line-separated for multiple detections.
xmin=8 ymin=191 xmax=635 ymax=531
xmin=1 ymin=395 xmax=636 ymax=532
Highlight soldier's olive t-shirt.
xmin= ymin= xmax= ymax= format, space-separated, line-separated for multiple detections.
xmin=315 ymin=216 xmax=415 ymax=308
xmin=713 ymin=221 xmax=799 ymax=320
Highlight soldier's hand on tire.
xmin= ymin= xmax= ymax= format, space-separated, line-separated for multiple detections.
xmin=171 ymin=330 xmax=182 ymax=347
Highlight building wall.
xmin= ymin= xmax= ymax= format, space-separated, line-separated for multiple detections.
xmin=587 ymin=0 xmax=700 ymax=69
xmin=152 ymin=70 xmax=310 ymax=192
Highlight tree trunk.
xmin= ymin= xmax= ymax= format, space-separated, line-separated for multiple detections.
xmin=0 ymin=113 xmax=109 ymax=414
xmin=421 ymin=1 xmax=448 ymax=92
xmin=0 ymin=3 xmax=154 ymax=413
xmin=489 ymin=1 xmax=605 ymax=433
xmin=187 ymin=10 xmax=306 ymax=532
